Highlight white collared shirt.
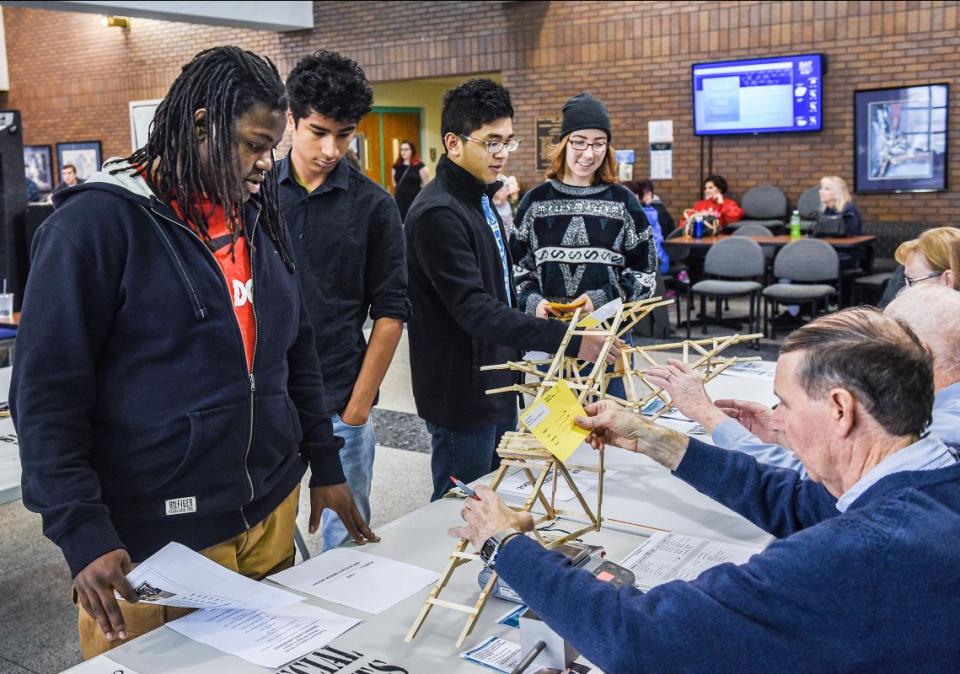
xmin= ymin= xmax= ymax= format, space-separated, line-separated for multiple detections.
xmin=836 ymin=435 xmax=957 ymax=513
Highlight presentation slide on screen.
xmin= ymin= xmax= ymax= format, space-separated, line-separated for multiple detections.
xmin=693 ymin=56 xmax=821 ymax=134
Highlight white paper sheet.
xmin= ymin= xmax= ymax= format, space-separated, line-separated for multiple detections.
xmin=122 ymin=542 xmax=303 ymax=610
xmin=722 ymin=360 xmax=777 ymax=381
xmin=497 ymin=466 xmax=613 ymax=502
xmin=166 ymin=602 xmax=361 ymax=669
xmin=268 ymin=548 xmax=439 ymax=614
xmin=64 ymin=655 xmax=141 ymax=674
xmin=620 ymin=531 xmax=762 ymax=591
xmin=460 ymin=636 xmax=522 ymax=673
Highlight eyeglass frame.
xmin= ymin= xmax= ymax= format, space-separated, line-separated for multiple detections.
xmin=567 ymin=138 xmax=609 ymax=153
xmin=904 ymin=270 xmax=944 ymax=287
xmin=459 ymin=134 xmax=521 ymax=154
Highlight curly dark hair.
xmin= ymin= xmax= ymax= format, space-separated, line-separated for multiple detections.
xmin=704 ymin=174 xmax=729 ymax=195
xmin=286 ymin=50 xmax=373 ymax=124
xmin=441 ymin=79 xmax=513 ymax=142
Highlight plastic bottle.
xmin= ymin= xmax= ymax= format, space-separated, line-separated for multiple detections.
xmin=693 ymin=214 xmax=704 ymax=239
xmin=789 ymin=210 xmax=802 ymax=240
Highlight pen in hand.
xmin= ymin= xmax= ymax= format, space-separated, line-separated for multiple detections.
xmin=450 ymin=475 xmax=481 ymax=500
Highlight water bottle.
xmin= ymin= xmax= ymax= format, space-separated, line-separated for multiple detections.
xmin=693 ymin=214 xmax=704 ymax=239
xmin=789 ymin=210 xmax=802 ymax=240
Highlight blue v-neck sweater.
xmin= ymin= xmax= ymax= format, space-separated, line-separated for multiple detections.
xmin=497 ymin=438 xmax=960 ymax=673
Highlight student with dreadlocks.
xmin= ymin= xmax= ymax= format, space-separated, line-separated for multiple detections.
xmin=278 ymin=51 xmax=408 ymax=551
xmin=11 ymin=46 xmax=376 ymax=659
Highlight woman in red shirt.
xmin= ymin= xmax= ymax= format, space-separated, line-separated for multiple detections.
xmin=681 ymin=174 xmax=744 ymax=234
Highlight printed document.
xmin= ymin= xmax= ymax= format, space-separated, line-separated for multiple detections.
xmin=620 ymin=531 xmax=762 ymax=591
xmin=269 ymin=548 xmax=439 ymax=614
xmin=121 ymin=542 xmax=302 ymax=610
xmin=64 ymin=655 xmax=140 ymax=673
xmin=498 ymin=466 xmax=612 ymax=502
xmin=460 ymin=636 xmax=522 ymax=673
xmin=167 ymin=602 xmax=361 ymax=669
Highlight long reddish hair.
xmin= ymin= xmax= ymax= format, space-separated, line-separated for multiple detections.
xmin=393 ymin=139 xmax=421 ymax=167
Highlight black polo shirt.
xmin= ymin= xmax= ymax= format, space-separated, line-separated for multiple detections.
xmin=277 ymin=154 xmax=409 ymax=415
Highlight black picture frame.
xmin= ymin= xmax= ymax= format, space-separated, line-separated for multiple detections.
xmin=854 ymin=84 xmax=948 ymax=193
xmin=23 ymin=144 xmax=54 ymax=193
xmin=56 ymin=140 xmax=103 ymax=182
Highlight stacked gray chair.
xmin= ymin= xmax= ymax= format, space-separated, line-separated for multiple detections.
xmin=686 ymin=236 xmax=765 ymax=343
xmin=726 ymin=184 xmax=788 ymax=232
xmin=762 ymin=239 xmax=839 ymax=338
xmin=796 ymin=186 xmax=821 ymax=233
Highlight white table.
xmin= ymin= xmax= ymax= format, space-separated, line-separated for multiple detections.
xmin=66 ymin=370 xmax=779 ymax=673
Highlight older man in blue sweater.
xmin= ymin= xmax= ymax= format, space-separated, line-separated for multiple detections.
xmin=452 ymin=307 xmax=960 ymax=673
xmin=648 ymin=284 xmax=960 ymax=476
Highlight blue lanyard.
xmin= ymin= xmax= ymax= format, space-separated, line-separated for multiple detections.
xmin=481 ymin=195 xmax=512 ymax=307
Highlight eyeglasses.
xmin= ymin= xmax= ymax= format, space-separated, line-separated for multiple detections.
xmin=904 ymin=270 xmax=944 ymax=287
xmin=568 ymin=139 xmax=609 ymax=152
xmin=459 ymin=134 xmax=521 ymax=154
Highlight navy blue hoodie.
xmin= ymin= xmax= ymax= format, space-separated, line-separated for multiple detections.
xmin=11 ymin=164 xmax=344 ymax=577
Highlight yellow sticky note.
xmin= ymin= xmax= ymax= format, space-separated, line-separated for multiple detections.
xmin=520 ymin=380 xmax=590 ymax=461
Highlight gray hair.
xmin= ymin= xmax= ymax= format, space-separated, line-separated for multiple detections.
xmin=884 ymin=285 xmax=960 ymax=375
xmin=781 ymin=307 xmax=933 ymax=437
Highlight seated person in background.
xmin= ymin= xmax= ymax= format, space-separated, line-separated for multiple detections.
xmin=646 ymin=284 xmax=960 ymax=473
xmin=880 ymin=226 xmax=960 ymax=305
xmin=818 ymin=176 xmax=863 ymax=269
xmin=452 ymin=307 xmax=960 ymax=673
xmin=626 ymin=178 xmax=672 ymax=275
xmin=680 ymin=174 xmax=743 ymax=234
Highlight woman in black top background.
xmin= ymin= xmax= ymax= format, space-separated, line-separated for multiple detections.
xmin=391 ymin=140 xmax=429 ymax=221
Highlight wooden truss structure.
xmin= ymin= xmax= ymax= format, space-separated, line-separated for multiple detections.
xmin=406 ymin=298 xmax=762 ymax=647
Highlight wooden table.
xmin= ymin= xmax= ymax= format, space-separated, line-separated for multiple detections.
xmin=664 ymin=234 xmax=877 ymax=272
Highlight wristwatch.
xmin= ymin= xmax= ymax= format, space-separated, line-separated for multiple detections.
xmin=479 ymin=529 xmax=523 ymax=569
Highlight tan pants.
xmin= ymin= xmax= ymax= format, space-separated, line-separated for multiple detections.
xmin=77 ymin=485 xmax=300 ymax=659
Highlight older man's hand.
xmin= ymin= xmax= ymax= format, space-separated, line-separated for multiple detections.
xmin=448 ymin=485 xmax=534 ymax=550
xmin=644 ymin=359 xmax=731 ymax=433
xmin=576 ymin=400 xmax=690 ymax=470
xmin=714 ymin=398 xmax=782 ymax=444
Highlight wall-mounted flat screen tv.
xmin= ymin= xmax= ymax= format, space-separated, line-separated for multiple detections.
xmin=692 ymin=54 xmax=824 ymax=136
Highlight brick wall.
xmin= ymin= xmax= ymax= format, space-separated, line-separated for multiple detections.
xmin=4 ymin=1 xmax=958 ymax=224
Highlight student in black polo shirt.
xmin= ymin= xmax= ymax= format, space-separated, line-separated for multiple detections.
xmin=405 ymin=79 xmax=618 ymax=501
xmin=278 ymin=51 xmax=409 ymax=549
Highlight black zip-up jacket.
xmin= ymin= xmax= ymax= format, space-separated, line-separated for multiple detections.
xmin=11 ymin=166 xmax=344 ymax=577
xmin=405 ymin=156 xmax=579 ymax=429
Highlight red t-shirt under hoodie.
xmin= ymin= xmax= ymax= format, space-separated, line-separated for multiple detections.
xmin=173 ymin=199 xmax=256 ymax=371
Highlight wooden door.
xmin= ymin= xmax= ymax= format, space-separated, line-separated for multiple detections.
xmin=353 ymin=109 xmax=422 ymax=190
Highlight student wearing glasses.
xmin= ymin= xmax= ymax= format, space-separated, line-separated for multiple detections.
xmin=510 ymin=93 xmax=657 ymax=397
xmin=405 ymin=80 xmax=615 ymax=501
xmin=879 ymin=226 xmax=960 ymax=306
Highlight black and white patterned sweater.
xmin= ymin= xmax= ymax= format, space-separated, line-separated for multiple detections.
xmin=509 ymin=179 xmax=658 ymax=315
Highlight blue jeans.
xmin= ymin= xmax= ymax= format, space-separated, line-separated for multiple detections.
xmin=426 ymin=413 xmax=517 ymax=501
xmin=321 ymin=412 xmax=376 ymax=550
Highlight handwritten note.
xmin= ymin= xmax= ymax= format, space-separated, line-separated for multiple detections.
xmin=520 ymin=380 xmax=589 ymax=461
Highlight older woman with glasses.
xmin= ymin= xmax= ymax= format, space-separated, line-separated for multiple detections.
xmin=896 ymin=227 xmax=960 ymax=288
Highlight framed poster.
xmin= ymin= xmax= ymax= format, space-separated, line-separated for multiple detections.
xmin=130 ymin=98 xmax=162 ymax=151
xmin=57 ymin=141 xmax=103 ymax=181
xmin=23 ymin=144 xmax=54 ymax=192
xmin=854 ymin=84 xmax=948 ymax=193
xmin=535 ymin=116 xmax=562 ymax=171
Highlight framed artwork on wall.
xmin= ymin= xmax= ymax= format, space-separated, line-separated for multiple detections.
xmin=23 ymin=144 xmax=54 ymax=193
xmin=56 ymin=141 xmax=103 ymax=182
xmin=854 ymin=83 xmax=948 ymax=193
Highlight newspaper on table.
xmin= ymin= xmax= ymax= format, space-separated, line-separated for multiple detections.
xmin=620 ymin=531 xmax=762 ymax=591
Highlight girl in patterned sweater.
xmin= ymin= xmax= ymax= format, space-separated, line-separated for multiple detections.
xmin=510 ymin=93 xmax=657 ymax=321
